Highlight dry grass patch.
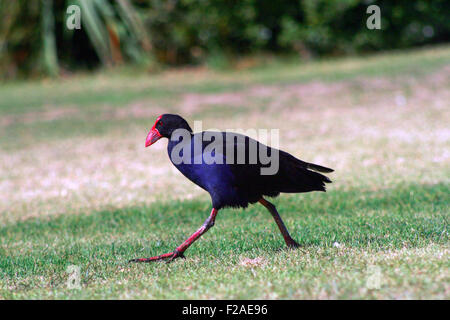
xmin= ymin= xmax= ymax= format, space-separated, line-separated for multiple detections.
xmin=1 ymin=59 xmax=449 ymax=223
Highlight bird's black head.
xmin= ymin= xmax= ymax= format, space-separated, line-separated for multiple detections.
xmin=145 ymin=114 xmax=193 ymax=147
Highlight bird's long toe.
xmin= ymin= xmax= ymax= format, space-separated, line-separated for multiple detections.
xmin=129 ymin=251 xmax=174 ymax=263
xmin=287 ymin=240 xmax=301 ymax=249
xmin=129 ymin=250 xmax=186 ymax=263
xmin=128 ymin=256 xmax=166 ymax=263
xmin=167 ymin=250 xmax=186 ymax=263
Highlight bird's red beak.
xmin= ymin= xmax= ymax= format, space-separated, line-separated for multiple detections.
xmin=145 ymin=128 xmax=162 ymax=147
xmin=146 ymin=115 xmax=163 ymax=147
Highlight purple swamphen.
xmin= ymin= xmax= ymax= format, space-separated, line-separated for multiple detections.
xmin=130 ymin=114 xmax=333 ymax=262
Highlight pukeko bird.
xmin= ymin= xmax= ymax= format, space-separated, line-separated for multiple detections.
xmin=130 ymin=114 xmax=333 ymax=263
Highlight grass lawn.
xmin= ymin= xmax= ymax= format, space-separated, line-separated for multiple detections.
xmin=0 ymin=46 xmax=449 ymax=299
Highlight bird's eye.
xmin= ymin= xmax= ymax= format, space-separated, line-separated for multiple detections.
xmin=158 ymin=121 xmax=163 ymax=126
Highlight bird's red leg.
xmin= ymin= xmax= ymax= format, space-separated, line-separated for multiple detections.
xmin=129 ymin=208 xmax=219 ymax=263
xmin=259 ymin=198 xmax=300 ymax=248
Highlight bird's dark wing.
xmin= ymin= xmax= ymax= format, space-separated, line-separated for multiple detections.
xmin=213 ymin=132 xmax=333 ymax=202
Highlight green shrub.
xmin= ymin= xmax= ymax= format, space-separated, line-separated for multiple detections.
xmin=1 ymin=0 xmax=449 ymax=78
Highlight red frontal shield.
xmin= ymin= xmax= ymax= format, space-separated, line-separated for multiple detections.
xmin=145 ymin=116 xmax=163 ymax=147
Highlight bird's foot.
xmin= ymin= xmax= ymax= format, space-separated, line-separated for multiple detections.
xmin=129 ymin=249 xmax=186 ymax=263
xmin=286 ymin=240 xmax=301 ymax=249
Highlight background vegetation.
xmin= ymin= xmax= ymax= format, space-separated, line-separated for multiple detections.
xmin=0 ymin=46 xmax=449 ymax=298
xmin=1 ymin=0 xmax=449 ymax=78
xmin=0 ymin=1 xmax=448 ymax=300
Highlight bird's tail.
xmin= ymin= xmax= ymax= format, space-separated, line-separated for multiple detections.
xmin=280 ymin=167 xmax=331 ymax=193
xmin=280 ymin=155 xmax=333 ymax=193
xmin=305 ymin=162 xmax=334 ymax=173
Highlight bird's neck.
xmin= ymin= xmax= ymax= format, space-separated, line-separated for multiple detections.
xmin=167 ymin=131 xmax=194 ymax=159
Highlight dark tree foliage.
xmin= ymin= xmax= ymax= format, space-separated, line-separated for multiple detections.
xmin=1 ymin=0 xmax=449 ymax=78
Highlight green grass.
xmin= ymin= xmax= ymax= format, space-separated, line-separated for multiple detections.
xmin=0 ymin=183 xmax=448 ymax=299
xmin=1 ymin=45 xmax=450 ymax=148
xmin=0 ymin=45 xmax=449 ymax=299
xmin=2 ymin=45 xmax=450 ymax=116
